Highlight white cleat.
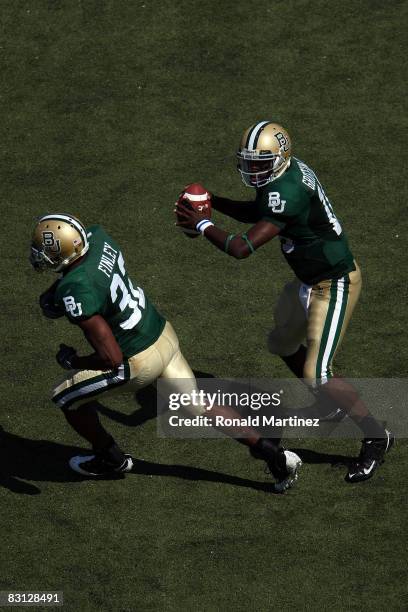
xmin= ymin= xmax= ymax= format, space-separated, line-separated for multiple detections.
xmin=274 ymin=450 xmax=302 ymax=493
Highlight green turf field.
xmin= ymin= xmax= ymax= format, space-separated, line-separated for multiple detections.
xmin=1 ymin=1 xmax=407 ymax=610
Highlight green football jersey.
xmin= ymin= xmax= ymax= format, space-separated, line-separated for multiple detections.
xmin=54 ymin=225 xmax=165 ymax=358
xmin=255 ymin=157 xmax=355 ymax=285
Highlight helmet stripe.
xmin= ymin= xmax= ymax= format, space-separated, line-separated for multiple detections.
xmin=252 ymin=121 xmax=273 ymax=149
xmin=40 ymin=214 xmax=88 ymax=245
xmin=246 ymin=121 xmax=270 ymax=150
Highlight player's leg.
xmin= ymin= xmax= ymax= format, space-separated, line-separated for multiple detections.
xmin=158 ymin=323 xmax=259 ymax=438
xmin=159 ymin=322 xmax=302 ymax=492
xmin=52 ymin=364 xmax=134 ymax=476
xmin=58 ymin=334 xmax=179 ymax=476
xmin=304 ymin=266 xmax=394 ymax=481
xmin=63 ymin=401 xmax=111 ymax=449
xmin=54 ymin=324 xmax=190 ymax=476
xmin=267 ymin=279 xmax=309 ymax=377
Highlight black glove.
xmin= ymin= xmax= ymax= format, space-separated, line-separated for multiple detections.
xmin=39 ymin=282 xmax=64 ymax=319
xmin=56 ymin=344 xmax=77 ymax=370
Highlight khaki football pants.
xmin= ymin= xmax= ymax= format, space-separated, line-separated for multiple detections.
xmin=268 ymin=264 xmax=362 ymax=385
xmin=52 ymin=321 xmax=206 ymax=415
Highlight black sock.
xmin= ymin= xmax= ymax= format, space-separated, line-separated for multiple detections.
xmin=356 ymin=415 xmax=386 ymax=439
xmin=281 ymin=345 xmax=307 ymax=378
xmin=251 ymin=438 xmax=284 ymax=464
xmin=250 ymin=439 xmax=289 ymax=475
xmin=96 ymin=437 xmax=126 ymax=464
xmin=93 ymin=435 xmax=114 ymax=452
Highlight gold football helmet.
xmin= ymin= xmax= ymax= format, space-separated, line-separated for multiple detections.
xmin=237 ymin=121 xmax=292 ymax=187
xmin=30 ymin=213 xmax=89 ymax=272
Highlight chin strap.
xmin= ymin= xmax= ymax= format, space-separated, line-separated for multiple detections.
xmin=272 ymin=158 xmax=291 ymax=181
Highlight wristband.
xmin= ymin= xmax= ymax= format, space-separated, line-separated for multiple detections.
xmin=196 ymin=219 xmax=214 ymax=235
xmin=224 ymin=234 xmax=235 ymax=253
xmin=241 ymin=232 xmax=255 ymax=253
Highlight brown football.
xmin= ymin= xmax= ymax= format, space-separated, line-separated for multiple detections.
xmin=177 ymin=183 xmax=212 ymax=238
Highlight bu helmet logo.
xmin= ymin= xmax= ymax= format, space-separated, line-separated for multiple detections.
xmin=275 ymin=131 xmax=289 ymax=152
xmin=42 ymin=230 xmax=61 ymax=253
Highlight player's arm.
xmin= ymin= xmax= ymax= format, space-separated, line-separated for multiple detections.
xmin=176 ymin=201 xmax=279 ymax=258
xmin=203 ymin=220 xmax=280 ymax=258
xmin=211 ymin=195 xmax=258 ymax=223
xmin=56 ymin=315 xmax=123 ymax=371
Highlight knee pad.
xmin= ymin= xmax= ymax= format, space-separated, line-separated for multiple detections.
xmin=180 ymin=402 xmax=207 ymax=417
xmin=267 ymin=329 xmax=301 ymax=357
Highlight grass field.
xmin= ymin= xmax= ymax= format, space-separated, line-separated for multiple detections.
xmin=1 ymin=1 xmax=407 ymax=610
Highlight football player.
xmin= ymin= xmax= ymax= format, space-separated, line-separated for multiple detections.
xmin=30 ymin=213 xmax=301 ymax=490
xmin=176 ymin=121 xmax=394 ymax=483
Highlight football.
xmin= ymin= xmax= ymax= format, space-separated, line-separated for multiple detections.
xmin=177 ymin=183 xmax=212 ymax=238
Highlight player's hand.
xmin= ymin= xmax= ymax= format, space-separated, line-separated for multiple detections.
xmin=56 ymin=344 xmax=77 ymax=370
xmin=39 ymin=289 xmax=64 ymax=319
xmin=175 ymin=190 xmax=186 ymax=206
xmin=175 ymin=201 xmax=208 ymax=231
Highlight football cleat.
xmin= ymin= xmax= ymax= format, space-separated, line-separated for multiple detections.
xmin=345 ymin=430 xmax=394 ymax=483
xmin=251 ymin=442 xmax=302 ymax=493
xmin=69 ymin=453 xmax=133 ymax=477
xmin=319 ymin=406 xmax=347 ymax=423
xmin=268 ymin=449 xmax=302 ymax=493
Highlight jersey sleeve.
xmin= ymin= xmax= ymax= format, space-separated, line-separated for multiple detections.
xmin=256 ymin=185 xmax=305 ymax=230
xmin=55 ymin=280 xmax=99 ymax=322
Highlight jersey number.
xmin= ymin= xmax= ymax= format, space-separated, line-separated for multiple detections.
xmin=110 ymin=253 xmax=145 ymax=330
xmin=317 ymin=183 xmax=342 ymax=236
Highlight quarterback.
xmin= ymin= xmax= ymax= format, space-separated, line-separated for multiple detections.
xmin=176 ymin=121 xmax=393 ymax=483
xmin=30 ymin=213 xmax=301 ymax=490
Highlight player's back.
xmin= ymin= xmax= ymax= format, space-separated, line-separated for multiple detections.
xmin=55 ymin=225 xmax=165 ymax=358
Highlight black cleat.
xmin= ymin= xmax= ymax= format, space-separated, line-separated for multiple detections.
xmin=319 ymin=407 xmax=347 ymax=423
xmin=346 ymin=430 xmax=394 ymax=483
xmin=69 ymin=453 xmax=133 ymax=477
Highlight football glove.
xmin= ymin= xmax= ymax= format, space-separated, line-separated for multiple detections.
xmin=39 ymin=284 xmax=64 ymax=319
xmin=56 ymin=344 xmax=77 ymax=370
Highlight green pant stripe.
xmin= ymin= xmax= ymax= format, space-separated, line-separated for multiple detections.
xmin=326 ymin=276 xmax=349 ymax=369
xmin=53 ymin=362 xmax=131 ymax=408
xmin=316 ymin=281 xmax=338 ymax=381
xmin=316 ymin=277 xmax=349 ymax=382
xmin=53 ymin=372 xmax=108 ymax=404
